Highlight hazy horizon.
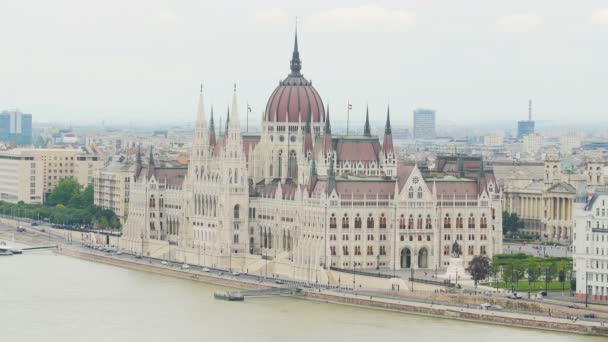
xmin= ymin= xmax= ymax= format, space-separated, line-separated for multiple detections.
xmin=2 ymin=0 xmax=607 ymax=125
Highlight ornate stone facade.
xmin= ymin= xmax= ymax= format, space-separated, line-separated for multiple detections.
xmin=119 ymin=35 xmax=503 ymax=281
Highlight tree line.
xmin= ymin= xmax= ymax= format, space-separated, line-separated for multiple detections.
xmin=0 ymin=178 xmax=121 ymax=229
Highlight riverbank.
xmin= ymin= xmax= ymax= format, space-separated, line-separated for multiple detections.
xmin=2 ymin=225 xmax=607 ymax=337
xmin=55 ymin=245 xmax=608 ymax=337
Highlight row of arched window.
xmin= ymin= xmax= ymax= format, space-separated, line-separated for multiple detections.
xmin=443 ymin=213 xmax=488 ymax=228
xmin=329 ymin=213 xmax=388 ymax=229
xmin=399 ymin=214 xmax=433 ymax=229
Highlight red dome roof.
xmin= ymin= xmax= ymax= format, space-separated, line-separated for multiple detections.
xmin=264 ymin=33 xmax=325 ymax=123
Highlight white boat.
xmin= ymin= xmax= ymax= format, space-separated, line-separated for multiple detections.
xmin=0 ymin=245 xmax=13 ymax=256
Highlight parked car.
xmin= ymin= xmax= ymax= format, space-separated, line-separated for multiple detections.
xmin=583 ymin=313 xmax=596 ymax=319
xmin=181 ymin=264 xmax=190 ymax=270
xmin=231 ymin=272 xmax=241 ymax=276
xmin=537 ymin=291 xmax=547 ymax=297
xmin=16 ymin=227 xmax=26 ymax=233
xmin=202 ymin=268 xmax=211 ymax=272
xmin=507 ymin=292 xmax=523 ymax=299
xmin=161 ymin=261 xmax=168 ymax=265
xmin=31 ymin=222 xmax=39 ymax=226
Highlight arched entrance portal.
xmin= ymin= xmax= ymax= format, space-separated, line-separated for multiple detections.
xmin=400 ymin=248 xmax=411 ymax=268
xmin=418 ymin=248 xmax=428 ymax=268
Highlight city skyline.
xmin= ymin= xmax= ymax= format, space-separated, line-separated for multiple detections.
xmin=1 ymin=0 xmax=607 ymax=125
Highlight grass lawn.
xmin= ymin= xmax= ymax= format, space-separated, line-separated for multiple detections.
xmin=488 ymin=280 xmax=571 ymax=292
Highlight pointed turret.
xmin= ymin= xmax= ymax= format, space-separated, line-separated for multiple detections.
xmin=303 ymin=106 xmax=314 ymax=156
xmin=308 ymin=159 xmax=318 ymax=195
xmin=289 ymin=30 xmax=302 ymax=76
xmin=225 ymin=105 xmax=230 ymax=136
xmin=382 ymin=106 xmax=394 ymax=156
xmin=209 ymin=106 xmax=217 ymax=148
xmin=136 ymin=144 xmax=142 ymax=167
xmin=323 ymin=104 xmax=333 ymax=154
xmin=326 ymin=156 xmax=336 ymax=195
xmin=148 ymin=146 xmax=155 ymax=167
xmin=196 ymin=83 xmax=207 ymax=125
xmin=364 ymin=105 xmax=371 ymax=136
xmin=227 ymin=84 xmax=241 ymax=135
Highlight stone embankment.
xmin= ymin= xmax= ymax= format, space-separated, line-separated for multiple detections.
xmin=57 ymin=246 xmax=608 ymax=337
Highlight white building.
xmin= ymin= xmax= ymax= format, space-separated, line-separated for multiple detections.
xmin=0 ymin=149 xmax=44 ymax=203
xmin=119 ymin=34 xmax=503 ymax=282
xmin=573 ymin=192 xmax=608 ymax=302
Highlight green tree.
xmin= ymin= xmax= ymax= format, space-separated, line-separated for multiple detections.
xmin=526 ymin=265 xmax=542 ymax=284
xmin=47 ymin=178 xmax=81 ymax=207
xmin=467 ymin=255 xmax=491 ymax=292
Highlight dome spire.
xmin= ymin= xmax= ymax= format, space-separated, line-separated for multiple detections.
xmin=289 ymin=27 xmax=302 ymax=76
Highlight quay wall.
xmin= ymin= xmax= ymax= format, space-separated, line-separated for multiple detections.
xmin=304 ymin=291 xmax=608 ymax=336
xmin=57 ymin=247 xmax=271 ymax=290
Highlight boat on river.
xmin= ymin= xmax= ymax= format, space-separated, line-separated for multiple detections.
xmin=213 ymin=291 xmax=244 ymax=301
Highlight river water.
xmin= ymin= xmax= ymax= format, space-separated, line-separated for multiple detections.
xmin=0 ymin=251 xmax=603 ymax=342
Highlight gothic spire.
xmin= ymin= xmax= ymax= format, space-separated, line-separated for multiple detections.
xmin=385 ymin=106 xmax=392 ymax=134
xmin=364 ymin=105 xmax=371 ymax=136
xmin=289 ymin=30 xmax=302 ymax=76
xmin=196 ymin=83 xmax=206 ymax=124
xmin=311 ymin=159 xmax=317 ymax=177
xmin=225 ymin=105 xmax=230 ymax=135
xmin=324 ymin=104 xmax=331 ymax=134
xmin=209 ymin=106 xmax=215 ymax=133
xmin=326 ymin=155 xmax=336 ymax=195
xmin=148 ymin=146 xmax=155 ymax=167
xmin=136 ymin=143 xmax=142 ymax=166
xmin=305 ymin=105 xmax=312 ymax=134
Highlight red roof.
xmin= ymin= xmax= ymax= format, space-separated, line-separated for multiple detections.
xmin=335 ymin=138 xmax=381 ymax=162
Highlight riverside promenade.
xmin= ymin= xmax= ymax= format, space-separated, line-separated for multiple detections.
xmin=2 ymin=223 xmax=608 ymax=337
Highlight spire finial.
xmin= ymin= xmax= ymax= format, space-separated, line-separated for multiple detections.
xmin=385 ymin=105 xmax=392 ymax=134
xmin=290 ymin=23 xmax=302 ymax=76
xmin=136 ymin=143 xmax=142 ymax=166
xmin=200 ymin=82 xmax=203 ymax=94
xmin=234 ymin=83 xmax=237 ymax=93
xmin=324 ymin=104 xmax=331 ymax=134
xmin=364 ymin=104 xmax=371 ymax=136
xmin=209 ymin=106 xmax=215 ymax=132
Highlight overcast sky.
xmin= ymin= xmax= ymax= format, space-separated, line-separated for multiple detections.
xmin=1 ymin=0 xmax=607 ymax=127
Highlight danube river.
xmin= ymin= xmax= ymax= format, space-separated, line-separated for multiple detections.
xmin=0 ymin=251 xmax=603 ymax=342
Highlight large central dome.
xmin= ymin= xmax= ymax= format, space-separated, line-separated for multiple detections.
xmin=264 ymin=33 xmax=325 ymax=123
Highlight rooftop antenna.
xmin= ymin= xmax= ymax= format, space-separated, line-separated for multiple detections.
xmin=528 ymin=99 xmax=532 ymax=121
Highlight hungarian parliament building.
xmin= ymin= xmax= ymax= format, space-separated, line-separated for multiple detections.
xmin=120 ymin=34 xmax=503 ymax=280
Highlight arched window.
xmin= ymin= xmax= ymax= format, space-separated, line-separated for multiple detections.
xmin=480 ymin=214 xmax=487 ymax=228
xmin=408 ymin=186 xmax=414 ymax=199
xmin=417 ymin=215 xmax=423 ymax=229
xmin=233 ymin=205 xmax=240 ymax=219
xmin=408 ymin=215 xmax=414 ymax=229
xmin=468 ymin=213 xmax=475 ymax=228
xmin=399 ymin=215 xmax=406 ymax=229
xmin=342 ymin=214 xmax=349 ymax=228
xmin=355 ymin=214 xmax=362 ymax=228
xmin=456 ymin=213 xmax=463 ymax=228
xmin=417 ymin=186 xmax=423 ymax=199
xmin=425 ymin=215 xmax=432 ymax=229
xmin=367 ymin=214 xmax=374 ymax=229
xmin=330 ymin=213 xmax=337 ymax=228
xmin=379 ymin=214 xmax=387 ymax=228
xmin=444 ymin=214 xmax=451 ymax=228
